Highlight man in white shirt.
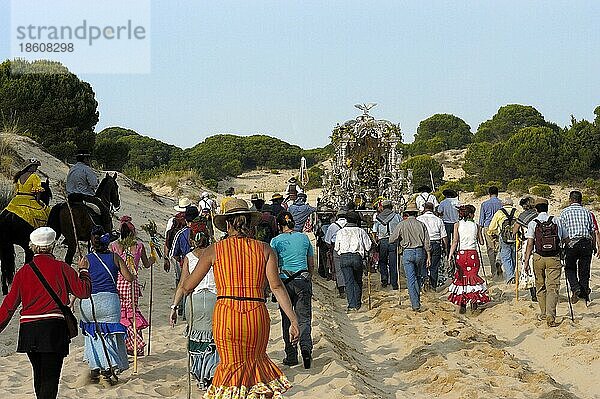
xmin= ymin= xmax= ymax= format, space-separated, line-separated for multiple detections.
xmin=415 ymin=185 xmax=439 ymax=212
xmin=335 ymin=211 xmax=371 ymax=311
xmin=417 ymin=202 xmax=448 ymax=289
xmin=324 ymin=210 xmax=348 ymax=297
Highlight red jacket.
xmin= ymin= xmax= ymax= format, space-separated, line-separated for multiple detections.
xmin=0 ymin=254 xmax=91 ymax=332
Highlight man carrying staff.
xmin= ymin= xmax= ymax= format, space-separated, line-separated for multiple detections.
xmin=523 ymin=198 xmax=565 ymax=327
xmin=389 ymin=203 xmax=431 ymax=312
xmin=560 ymin=191 xmax=597 ymax=304
xmin=371 ymin=200 xmax=401 ymax=290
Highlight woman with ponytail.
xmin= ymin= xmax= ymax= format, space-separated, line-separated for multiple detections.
xmin=169 ymin=222 xmax=219 ymax=390
xmin=447 ymin=205 xmax=490 ymax=314
xmin=270 ymin=211 xmax=314 ymax=369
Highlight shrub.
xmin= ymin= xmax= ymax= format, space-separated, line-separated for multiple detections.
xmin=270 ymin=169 xmax=280 ymax=175
xmin=457 ymin=176 xmax=478 ymax=192
xmin=529 ymin=184 xmax=552 ymax=198
xmin=401 ymin=155 xmax=444 ymax=190
xmin=507 ymin=178 xmax=530 ymax=195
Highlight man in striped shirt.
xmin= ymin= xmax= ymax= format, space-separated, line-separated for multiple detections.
xmin=560 ymin=191 xmax=597 ymax=304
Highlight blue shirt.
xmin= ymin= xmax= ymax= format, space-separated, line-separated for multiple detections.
xmin=479 ymin=197 xmax=502 ymax=227
xmin=87 ymin=252 xmax=118 ymax=294
xmin=270 ymin=232 xmax=314 ymax=277
xmin=438 ymin=198 xmax=460 ymax=224
xmin=171 ymin=227 xmax=191 ymax=259
xmin=560 ymin=203 xmax=595 ymax=240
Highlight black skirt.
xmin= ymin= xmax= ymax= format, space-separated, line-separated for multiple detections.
xmin=17 ymin=319 xmax=70 ymax=356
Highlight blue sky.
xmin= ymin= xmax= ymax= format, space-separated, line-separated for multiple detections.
xmin=1 ymin=1 xmax=599 ymax=149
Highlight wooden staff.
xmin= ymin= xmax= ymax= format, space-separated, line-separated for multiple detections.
xmin=126 ymin=251 xmax=138 ymax=374
xmin=367 ymin=253 xmax=372 ymax=310
xmin=147 ymin=240 xmax=158 ymax=356
xmin=515 ymin=240 xmax=520 ymax=302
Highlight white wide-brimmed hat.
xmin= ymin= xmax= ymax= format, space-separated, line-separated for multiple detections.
xmin=30 ymin=227 xmax=56 ymax=246
xmin=174 ymin=197 xmax=192 ymax=212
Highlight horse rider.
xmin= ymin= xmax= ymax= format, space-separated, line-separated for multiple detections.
xmin=3 ymin=158 xmax=50 ymax=228
xmin=66 ymin=150 xmax=111 ymax=230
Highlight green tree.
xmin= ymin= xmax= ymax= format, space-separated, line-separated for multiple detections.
xmin=504 ymin=126 xmax=563 ymax=182
xmin=463 ymin=142 xmax=492 ymax=176
xmin=561 ymin=117 xmax=600 ymax=180
xmin=94 ymin=139 xmax=130 ymax=171
xmin=409 ymin=113 xmax=472 ymax=155
xmin=474 ymin=104 xmax=556 ymax=143
xmin=0 ymin=59 xmax=99 ymax=156
xmin=401 ymin=155 xmax=444 ymax=189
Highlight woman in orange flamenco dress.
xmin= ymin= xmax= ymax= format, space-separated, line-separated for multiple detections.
xmin=176 ymin=198 xmax=299 ymax=398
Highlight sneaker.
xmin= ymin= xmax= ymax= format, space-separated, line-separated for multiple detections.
xmin=459 ymin=304 xmax=467 ymax=314
xmin=302 ymin=350 xmax=312 ymax=369
xmin=283 ymin=357 xmax=299 ymax=366
xmin=346 ymin=307 xmax=359 ymax=313
xmin=537 ymin=314 xmax=546 ymax=321
xmin=392 ymin=286 xmax=399 ymax=290
xmin=507 ymin=277 xmax=516 ymax=284
xmin=90 ymin=369 xmax=100 ymax=383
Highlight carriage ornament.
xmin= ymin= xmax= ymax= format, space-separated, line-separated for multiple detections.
xmin=318 ymin=104 xmax=412 ymax=213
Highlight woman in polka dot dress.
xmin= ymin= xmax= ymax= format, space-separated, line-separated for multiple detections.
xmin=447 ymin=205 xmax=490 ymax=313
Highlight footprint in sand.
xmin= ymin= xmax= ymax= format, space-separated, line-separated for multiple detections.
xmin=445 ymin=329 xmax=460 ymax=337
xmin=155 ymin=385 xmax=179 ymax=397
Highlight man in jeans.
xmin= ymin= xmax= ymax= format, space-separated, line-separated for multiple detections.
xmin=560 ymin=191 xmax=597 ymax=304
xmin=390 ymin=203 xmax=431 ymax=311
xmin=487 ymin=197 xmax=520 ymax=283
xmin=417 ymin=202 xmax=448 ymax=290
xmin=372 ymin=200 xmax=401 ymax=289
xmin=523 ymin=198 xmax=565 ymax=327
xmin=479 ymin=186 xmax=503 ymax=277
xmin=335 ymin=211 xmax=372 ymax=312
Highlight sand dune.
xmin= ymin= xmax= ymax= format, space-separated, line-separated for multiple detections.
xmin=1 ymin=134 xmax=599 ymax=398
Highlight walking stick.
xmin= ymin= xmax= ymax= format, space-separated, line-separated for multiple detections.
xmin=63 ymin=187 xmax=118 ymax=382
xmin=476 ymin=242 xmax=489 ymax=286
xmin=515 ymin=241 xmax=520 ymax=302
xmin=187 ymin=293 xmax=193 ymax=399
xmin=126 ymin=251 xmax=139 ymax=374
xmin=141 ymin=220 xmax=162 ymax=357
xmin=397 ymin=245 xmax=401 ymax=306
xmin=367 ymin=253 xmax=372 ymax=310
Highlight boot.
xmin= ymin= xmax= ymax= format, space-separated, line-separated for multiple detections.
xmin=302 ymin=350 xmax=312 ymax=369
xmin=337 ymin=286 xmax=345 ymax=298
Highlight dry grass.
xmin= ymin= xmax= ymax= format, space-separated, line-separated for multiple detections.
xmin=0 ymin=178 xmax=13 ymax=209
xmin=0 ymin=134 xmax=16 ymax=178
xmin=148 ymin=169 xmax=202 ymax=196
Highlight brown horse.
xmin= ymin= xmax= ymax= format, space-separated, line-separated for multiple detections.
xmin=48 ymin=173 xmax=120 ymax=265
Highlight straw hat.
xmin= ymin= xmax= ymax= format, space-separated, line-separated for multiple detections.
xmin=271 ymin=193 xmax=283 ymax=200
xmin=404 ymin=202 xmax=419 ymax=213
xmin=213 ymin=198 xmax=261 ymax=232
xmin=30 ymin=227 xmax=56 ymax=246
xmin=174 ymin=197 xmax=192 ymax=212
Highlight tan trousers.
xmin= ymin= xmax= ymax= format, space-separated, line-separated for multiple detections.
xmin=482 ymin=227 xmax=499 ymax=275
xmin=532 ymin=254 xmax=562 ymax=321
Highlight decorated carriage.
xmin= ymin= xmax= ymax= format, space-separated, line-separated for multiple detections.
xmin=319 ymin=104 xmax=413 ymax=213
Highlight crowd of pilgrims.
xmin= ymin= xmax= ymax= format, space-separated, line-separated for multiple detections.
xmin=0 ymin=155 xmax=598 ymax=399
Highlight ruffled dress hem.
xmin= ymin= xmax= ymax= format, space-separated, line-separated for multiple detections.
xmin=204 ymin=375 xmax=292 ymax=399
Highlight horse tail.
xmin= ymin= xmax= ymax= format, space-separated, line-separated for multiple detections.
xmin=47 ymin=204 xmax=63 ymax=240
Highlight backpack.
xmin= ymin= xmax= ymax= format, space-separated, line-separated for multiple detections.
xmin=500 ymin=208 xmax=517 ymax=243
xmin=534 ymin=217 xmax=560 ymax=256
xmin=166 ymin=218 xmax=186 ymax=250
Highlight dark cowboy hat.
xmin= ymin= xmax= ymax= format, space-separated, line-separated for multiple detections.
xmin=213 ymin=198 xmax=262 ymax=232
xmin=184 ymin=206 xmax=200 ymax=222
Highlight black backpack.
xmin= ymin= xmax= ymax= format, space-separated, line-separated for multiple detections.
xmin=534 ymin=217 xmax=560 ymax=256
xmin=500 ymin=208 xmax=517 ymax=243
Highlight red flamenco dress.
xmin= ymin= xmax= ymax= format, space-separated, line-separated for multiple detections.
xmin=448 ymin=250 xmax=490 ymax=306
